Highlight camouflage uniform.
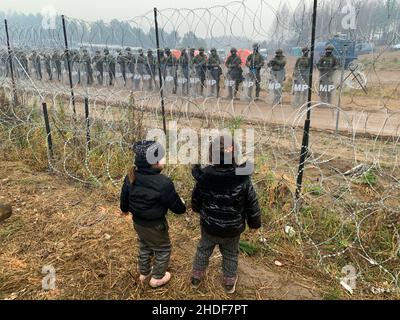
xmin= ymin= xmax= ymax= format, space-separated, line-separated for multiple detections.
xmin=92 ymin=50 xmax=104 ymax=85
xmin=146 ymin=49 xmax=157 ymax=90
xmin=207 ymin=48 xmax=222 ymax=97
xmin=178 ymin=48 xmax=189 ymax=94
xmin=136 ymin=49 xmax=146 ymax=75
xmin=30 ymin=51 xmax=42 ymax=80
xmin=225 ymin=48 xmax=243 ymax=99
xmin=246 ymin=44 xmax=265 ymax=98
xmin=18 ymin=50 xmax=29 ymax=78
xmin=52 ymin=50 xmax=62 ymax=81
xmin=126 ymin=48 xmax=136 ymax=76
xmin=293 ymin=47 xmax=311 ymax=106
xmin=104 ymin=49 xmax=116 ymax=86
xmin=267 ymin=49 xmax=287 ymax=104
xmin=317 ymin=44 xmax=339 ymax=104
xmin=116 ymin=49 xmax=127 ymax=86
xmin=164 ymin=48 xmax=178 ymax=94
xmin=81 ymin=49 xmax=93 ymax=85
xmin=72 ymin=50 xmax=81 ymax=84
xmin=192 ymin=48 xmax=208 ymax=95
xmin=43 ymin=52 xmax=53 ymax=81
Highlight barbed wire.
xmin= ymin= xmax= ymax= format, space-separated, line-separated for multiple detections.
xmin=0 ymin=0 xmax=399 ymax=297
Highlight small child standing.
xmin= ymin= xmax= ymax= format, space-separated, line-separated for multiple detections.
xmin=120 ymin=140 xmax=186 ymax=288
xmin=191 ymin=135 xmax=261 ymax=294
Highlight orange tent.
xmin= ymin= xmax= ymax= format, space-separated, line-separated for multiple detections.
xmin=171 ymin=49 xmax=181 ymax=59
xmin=225 ymin=49 xmax=252 ymax=65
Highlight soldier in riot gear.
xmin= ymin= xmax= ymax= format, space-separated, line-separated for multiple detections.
xmin=52 ymin=50 xmax=62 ymax=81
xmin=146 ymin=49 xmax=157 ymax=90
xmin=104 ymin=48 xmax=116 ymax=86
xmin=267 ymin=48 xmax=287 ymax=104
xmin=43 ymin=51 xmax=53 ymax=81
xmin=134 ymin=48 xmax=146 ymax=89
xmin=178 ymin=48 xmax=190 ymax=94
xmin=292 ymin=47 xmax=311 ymax=106
xmin=116 ymin=48 xmax=127 ymax=86
xmin=164 ymin=48 xmax=178 ymax=94
xmin=81 ymin=49 xmax=93 ymax=85
xmin=246 ymin=43 xmax=265 ymax=99
xmin=93 ymin=50 xmax=104 ymax=85
xmin=18 ymin=50 xmax=29 ymax=78
xmin=30 ymin=51 xmax=42 ymax=80
xmin=71 ymin=49 xmax=81 ymax=84
xmin=317 ymin=44 xmax=339 ymax=104
xmin=126 ymin=47 xmax=136 ymax=76
xmin=225 ymin=48 xmax=243 ymax=100
xmin=207 ymin=48 xmax=222 ymax=98
xmin=192 ymin=47 xmax=208 ymax=95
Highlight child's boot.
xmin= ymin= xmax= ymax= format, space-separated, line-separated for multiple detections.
xmin=223 ymin=276 xmax=238 ymax=294
xmin=190 ymin=270 xmax=205 ymax=289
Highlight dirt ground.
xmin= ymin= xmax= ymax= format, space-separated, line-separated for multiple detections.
xmin=0 ymin=160 xmax=322 ymax=300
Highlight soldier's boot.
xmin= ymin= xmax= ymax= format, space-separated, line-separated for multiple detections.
xmin=255 ymin=86 xmax=261 ymax=100
xmin=234 ymin=83 xmax=240 ymax=100
xmin=227 ymin=83 xmax=235 ymax=100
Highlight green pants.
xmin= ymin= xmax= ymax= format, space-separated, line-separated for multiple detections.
xmin=134 ymin=221 xmax=172 ymax=279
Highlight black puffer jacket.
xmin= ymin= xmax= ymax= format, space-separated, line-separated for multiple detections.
xmin=191 ymin=164 xmax=261 ymax=238
xmin=120 ymin=167 xmax=186 ymax=227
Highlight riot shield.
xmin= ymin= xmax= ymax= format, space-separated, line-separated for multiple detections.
xmin=225 ymin=75 xmax=236 ymax=100
xmin=164 ymin=66 xmax=176 ymax=96
xmin=134 ymin=63 xmax=145 ymax=90
xmin=79 ymin=62 xmax=88 ymax=88
xmin=103 ymin=62 xmax=111 ymax=86
xmin=154 ymin=74 xmax=161 ymax=92
xmin=71 ymin=62 xmax=80 ymax=86
xmin=292 ymin=72 xmax=309 ymax=107
xmin=125 ymin=67 xmax=134 ymax=90
xmin=142 ymin=72 xmax=152 ymax=92
xmin=268 ymin=69 xmax=284 ymax=105
xmin=31 ymin=59 xmax=42 ymax=81
xmin=15 ymin=57 xmax=25 ymax=80
xmin=319 ymin=71 xmax=336 ymax=105
xmin=242 ymin=67 xmax=256 ymax=101
xmin=189 ymin=67 xmax=201 ymax=97
xmin=206 ymin=70 xmax=216 ymax=98
xmin=176 ymin=65 xmax=189 ymax=96
xmin=115 ymin=63 xmax=125 ymax=88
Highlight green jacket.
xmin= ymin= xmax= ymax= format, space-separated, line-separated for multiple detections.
xmin=317 ymin=54 xmax=339 ymax=72
xmin=267 ymin=56 xmax=286 ymax=71
xmin=246 ymin=52 xmax=264 ymax=69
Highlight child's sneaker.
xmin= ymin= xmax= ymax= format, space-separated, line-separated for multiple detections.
xmin=149 ymin=272 xmax=171 ymax=288
xmin=223 ymin=276 xmax=238 ymax=294
xmin=191 ymin=270 xmax=205 ymax=289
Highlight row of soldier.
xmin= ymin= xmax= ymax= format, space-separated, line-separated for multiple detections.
xmin=0 ymin=43 xmax=339 ymax=105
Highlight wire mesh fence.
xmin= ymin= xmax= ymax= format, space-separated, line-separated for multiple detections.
xmin=0 ymin=0 xmax=399 ymax=296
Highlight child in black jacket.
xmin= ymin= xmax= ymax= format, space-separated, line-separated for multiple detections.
xmin=120 ymin=140 xmax=186 ymax=288
xmin=191 ymin=135 xmax=261 ymax=294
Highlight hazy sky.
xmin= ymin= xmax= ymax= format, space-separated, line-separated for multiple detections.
xmin=0 ymin=0 xmax=303 ymax=22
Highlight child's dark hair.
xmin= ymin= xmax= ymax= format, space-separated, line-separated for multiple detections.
xmin=209 ymin=134 xmax=238 ymax=167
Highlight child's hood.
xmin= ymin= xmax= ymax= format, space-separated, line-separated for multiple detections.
xmin=192 ymin=163 xmax=252 ymax=185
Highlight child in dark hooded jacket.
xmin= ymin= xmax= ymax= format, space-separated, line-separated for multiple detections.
xmin=120 ymin=140 xmax=186 ymax=288
xmin=190 ymin=135 xmax=261 ymax=294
